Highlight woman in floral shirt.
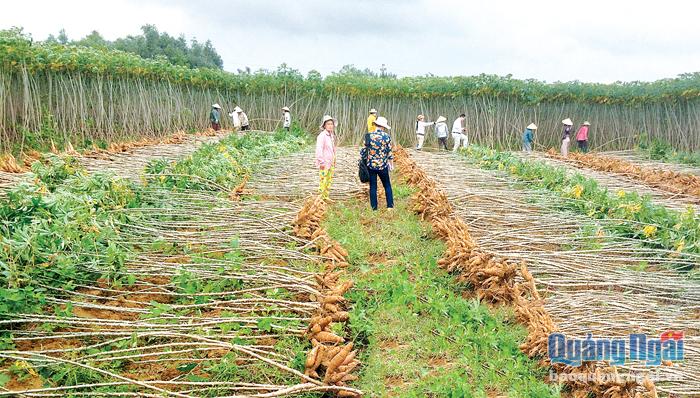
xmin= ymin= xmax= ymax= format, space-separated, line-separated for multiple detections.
xmin=360 ymin=116 xmax=394 ymax=210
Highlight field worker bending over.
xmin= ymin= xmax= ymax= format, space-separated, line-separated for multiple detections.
xmin=361 ymin=116 xmax=394 ymax=210
xmin=210 ymin=103 xmax=222 ymax=131
xmin=522 ymin=123 xmax=537 ymax=152
xmin=282 ymin=106 xmax=291 ymax=131
xmin=561 ymin=118 xmax=573 ymax=157
xmin=315 ymin=115 xmax=337 ymax=200
xmin=435 ymin=116 xmax=449 ymax=150
xmin=235 ymin=106 xmax=250 ymax=131
xmin=452 ymin=114 xmax=466 ymax=151
xmin=367 ymin=109 xmax=378 ymax=133
xmin=576 ymin=121 xmax=590 ymax=152
xmin=229 ymin=108 xmax=241 ymax=129
xmin=415 ymin=115 xmax=434 ymax=150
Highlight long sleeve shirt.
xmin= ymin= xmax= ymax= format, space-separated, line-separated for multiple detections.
xmin=523 ymin=128 xmax=534 ymax=143
xmin=315 ymin=130 xmax=336 ymax=169
xmin=283 ymin=112 xmax=291 ymax=128
xmin=562 ymin=126 xmax=572 ymax=140
xmin=415 ymin=120 xmax=434 ymax=135
xmin=367 ymin=114 xmax=377 ymax=133
xmin=229 ymin=112 xmax=241 ymax=127
xmin=239 ymin=112 xmax=249 ymax=127
xmin=435 ymin=122 xmax=449 ymax=138
xmin=210 ymin=109 xmax=220 ymax=123
xmin=360 ymin=129 xmax=394 ymax=171
xmin=576 ymin=126 xmax=589 ymax=141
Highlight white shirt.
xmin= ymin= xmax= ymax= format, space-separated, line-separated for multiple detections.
xmin=229 ymin=112 xmax=241 ymax=128
xmin=435 ymin=122 xmax=448 ymax=138
xmin=239 ymin=112 xmax=249 ymax=126
xmin=452 ymin=118 xmax=465 ymax=133
xmin=283 ymin=112 xmax=291 ymax=128
xmin=415 ymin=120 xmax=434 ymax=135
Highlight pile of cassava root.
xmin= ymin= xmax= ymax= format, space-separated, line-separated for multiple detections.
xmin=394 ymin=146 xmax=657 ymax=398
xmin=547 ymin=149 xmax=700 ymax=199
xmin=293 ymin=195 xmax=360 ymax=397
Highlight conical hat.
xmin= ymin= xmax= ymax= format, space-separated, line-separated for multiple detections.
xmin=562 ymin=118 xmax=573 ymax=126
xmin=527 ymin=123 xmax=537 ymax=130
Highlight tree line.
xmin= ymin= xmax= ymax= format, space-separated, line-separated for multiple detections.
xmin=45 ymin=25 xmax=223 ymax=70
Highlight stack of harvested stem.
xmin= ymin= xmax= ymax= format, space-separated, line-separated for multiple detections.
xmin=394 ymin=146 xmax=657 ymax=398
xmin=547 ymin=149 xmax=700 ymax=199
xmin=293 ymin=195 xmax=360 ymax=397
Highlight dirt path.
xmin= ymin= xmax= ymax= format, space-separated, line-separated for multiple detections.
xmin=410 ymin=149 xmax=700 ymax=397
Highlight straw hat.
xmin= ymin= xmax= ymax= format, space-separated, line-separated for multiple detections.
xmin=562 ymin=118 xmax=573 ymax=126
xmin=369 ymin=108 xmax=377 ymax=114
xmin=282 ymin=106 xmax=290 ymax=112
xmin=436 ymin=116 xmax=447 ymax=123
xmin=417 ymin=114 xmax=425 ymax=120
xmin=234 ymin=106 xmax=243 ymax=113
xmin=212 ymin=103 xmax=221 ymax=109
xmin=320 ymin=115 xmax=337 ymax=128
xmin=583 ymin=121 xmax=590 ymax=126
xmin=373 ymin=116 xmax=391 ymax=130
xmin=527 ymin=123 xmax=537 ymax=130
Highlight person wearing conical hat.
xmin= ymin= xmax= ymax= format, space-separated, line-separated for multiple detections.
xmin=367 ymin=109 xmax=378 ymax=133
xmin=452 ymin=114 xmax=466 ymax=151
xmin=415 ymin=114 xmax=434 ymax=150
xmin=561 ymin=118 xmax=573 ymax=157
xmin=576 ymin=121 xmax=591 ymax=153
xmin=210 ymin=104 xmax=222 ymax=131
xmin=282 ymin=106 xmax=291 ymax=131
xmin=316 ymin=115 xmax=338 ymax=200
xmin=523 ymin=123 xmax=537 ymax=152
xmin=235 ymin=106 xmax=250 ymax=131
xmin=435 ymin=116 xmax=449 ymax=150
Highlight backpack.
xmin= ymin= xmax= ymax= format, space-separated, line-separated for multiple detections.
xmin=358 ymin=133 xmax=371 ymax=183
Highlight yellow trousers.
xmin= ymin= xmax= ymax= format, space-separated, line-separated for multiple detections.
xmin=318 ymin=166 xmax=335 ymax=199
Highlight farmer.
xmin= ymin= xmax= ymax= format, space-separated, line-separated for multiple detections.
xmin=361 ymin=116 xmax=394 ymax=210
xmin=522 ymin=123 xmax=537 ymax=152
xmin=315 ymin=115 xmax=337 ymax=200
xmin=282 ymin=106 xmax=291 ymax=131
xmin=210 ymin=104 xmax=222 ymax=131
xmin=452 ymin=114 xmax=466 ymax=151
xmin=367 ymin=108 xmax=378 ymax=133
xmin=228 ymin=108 xmax=241 ymax=129
xmin=435 ymin=116 xmax=449 ymax=150
xmin=235 ymin=106 xmax=250 ymax=131
xmin=576 ymin=121 xmax=590 ymax=152
xmin=561 ymin=118 xmax=573 ymax=157
xmin=415 ymin=114 xmax=434 ymax=150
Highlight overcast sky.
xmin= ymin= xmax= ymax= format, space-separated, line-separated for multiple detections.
xmin=3 ymin=0 xmax=699 ymax=83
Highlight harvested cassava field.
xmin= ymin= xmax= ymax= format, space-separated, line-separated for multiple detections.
xmin=516 ymin=151 xmax=700 ymax=215
xmin=408 ymin=148 xmax=699 ymax=397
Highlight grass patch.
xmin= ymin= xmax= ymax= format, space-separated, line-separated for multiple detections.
xmin=324 ymin=181 xmax=558 ymax=397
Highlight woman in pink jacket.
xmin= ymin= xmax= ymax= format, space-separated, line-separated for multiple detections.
xmin=316 ymin=115 xmax=337 ymax=200
xmin=576 ymin=121 xmax=591 ymax=153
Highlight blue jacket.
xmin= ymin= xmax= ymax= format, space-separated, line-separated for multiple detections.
xmin=523 ymin=128 xmax=533 ymax=143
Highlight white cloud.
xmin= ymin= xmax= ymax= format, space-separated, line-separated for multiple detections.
xmin=1 ymin=0 xmax=698 ymax=82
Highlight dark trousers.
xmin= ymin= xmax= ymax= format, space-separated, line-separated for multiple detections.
xmin=369 ymin=168 xmax=394 ymax=210
xmin=241 ymin=125 xmax=250 ymax=131
xmin=577 ymin=140 xmax=588 ymax=152
xmin=438 ymin=136 xmax=448 ymax=150
xmin=211 ymin=122 xmax=221 ymax=131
